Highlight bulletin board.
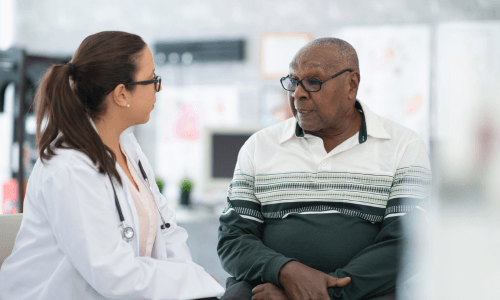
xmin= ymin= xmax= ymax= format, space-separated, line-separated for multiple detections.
xmin=154 ymin=85 xmax=239 ymax=203
xmin=333 ymin=25 xmax=431 ymax=148
xmin=436 ymin=21 xmax=500 ymax=140
xmin=435 ymin=21 xmax=500 ymax=186
xmin=258 ymin=86 xmax=292 ymax=127
xmin=0 ymin=84 xmax=14 ymax=214
xmin=259 ymin=32 xmax=313 ymax=79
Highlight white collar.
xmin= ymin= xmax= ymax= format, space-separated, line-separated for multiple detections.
xmin=279 ymin=100 xmax=391 ymax=144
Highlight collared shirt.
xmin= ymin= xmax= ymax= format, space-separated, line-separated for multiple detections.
xmin=218 ymin=100 xmax=432 ymax=298
xmin=226 ymin=100 xmax=431 ymax=224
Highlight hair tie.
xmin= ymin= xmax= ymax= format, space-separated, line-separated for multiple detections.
xmin=67 ymin=63 xmax=75 ymax=75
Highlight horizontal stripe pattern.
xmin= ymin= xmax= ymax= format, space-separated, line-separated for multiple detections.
xmin=227 ymin=170 xmax=259 ymax=204
xmin=389 ymin=166 xmax=432 ymax=199
xmin=256 ymin=172 xmax=393 ymax=185
xmin=385 ymin=204 xmax=417 ymax=215
xmin=224 ymin=167 xmax=431 ymax=223
xmin=222 ymin=199 xmax=264 ymax=222
xmin=263 ymin=204 xmax=384 ymax=223
xmin=384 ymin=166 xmax=431 ymax=217
xmin=255 ymin=172 xmax=392 ymax=208
xmin=256 ymin=190 xmax=388 ymax=206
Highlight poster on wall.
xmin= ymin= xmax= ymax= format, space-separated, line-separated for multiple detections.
xmin=0 ymin=84 xmax=14 ymax=214
xmin=259 ymin=86 xmax=293 ymax=127
xmin=436 ymin=21 xmax=500 ymax=197
xmin=333 ymin=25 xmax=431 ymax=148
xmin=433 ymin=22 xmax=500 ymax=300
xmin=259 ymin=32 xmax=313 ymax=79
xmin=154 ymin=86 xmax=239 ymax=203
xmin=436 ymin=21 xmax=500 ymax=140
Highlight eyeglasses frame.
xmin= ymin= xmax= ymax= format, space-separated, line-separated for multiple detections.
xmin=104 ymin=74 xmax=162 ymax=95
xmin=280 ymin=68 xmax=353 ymax=92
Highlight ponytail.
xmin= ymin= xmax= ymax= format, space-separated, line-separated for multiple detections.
xmin=35 ymin=62 xmax=123 ymax=185
xmin=35 ymin=31 xmax=145 ymax=185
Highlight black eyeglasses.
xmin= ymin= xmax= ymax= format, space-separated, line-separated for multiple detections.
xmin=280 ymin=69 xmax=353 ymax=92
xmin=104 ymin=73 xmax=162 ymax=95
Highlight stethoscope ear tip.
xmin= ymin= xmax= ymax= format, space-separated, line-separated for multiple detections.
xmin=161 ymin=223 xmax=171 ymax=229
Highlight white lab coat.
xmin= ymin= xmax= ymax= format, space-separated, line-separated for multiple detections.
xmin=0 ymin=132 xmax=225 ymax=300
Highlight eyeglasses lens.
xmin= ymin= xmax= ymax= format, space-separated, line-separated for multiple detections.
xmin=303 ymin=79 xmax=321 ymax=92
xmin=154 ymin=75 xmax=162 ymax=92
xmin=282 ymin=78 xmax=297 ymax=91
xmin=281 ymin=78 xmax=321 ymax=92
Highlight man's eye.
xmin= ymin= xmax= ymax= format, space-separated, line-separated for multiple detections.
xmin=305 ymin=79 xmax=321 ymax=86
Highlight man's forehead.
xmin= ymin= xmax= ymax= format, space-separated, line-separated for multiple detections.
xmin=289 ymin=61 xmax=329 ymax=73
xmin=289 ymin=49 xmax=337 ymax=73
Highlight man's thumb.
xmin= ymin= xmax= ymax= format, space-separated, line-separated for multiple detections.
xmin=327 ymin=275 xmax=351 ymax=287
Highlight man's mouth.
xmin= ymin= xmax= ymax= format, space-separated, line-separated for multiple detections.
xmin=297 ymin=109 xmax=314 ymax=114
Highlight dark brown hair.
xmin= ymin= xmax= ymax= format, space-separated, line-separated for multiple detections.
xmin=35 ymin=31 xmax=147 ymax=185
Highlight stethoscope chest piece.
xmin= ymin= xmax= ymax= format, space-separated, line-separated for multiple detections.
xmin=110 ymin=158 xmax=170 ymax=243
xmin=121 ymin=223 xmax=135 ymax=243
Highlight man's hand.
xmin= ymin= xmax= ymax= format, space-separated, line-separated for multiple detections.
xmin=278 ymin=261 xmax=351 ymax=300
xmin=252 ymin=283 xmax=289 ymax=300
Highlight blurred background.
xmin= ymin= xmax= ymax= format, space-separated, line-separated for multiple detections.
xmin=1 ymin=0 xmax=499 ymax=298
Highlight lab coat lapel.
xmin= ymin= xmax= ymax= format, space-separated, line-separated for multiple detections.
xmin=117 ymin=133 xmax=144 ymax=255
xmin=119 ymin=134 xmax=143 ymax=182
xmin=113 ymin=163 xmax=141 ymax=255
xmin=120 ymin=132 xmax=167 ymax=260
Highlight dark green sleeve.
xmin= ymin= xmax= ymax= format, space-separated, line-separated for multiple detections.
xmin=217 ymin=145 xmax=295 ymax=286
xmin=217 ymin=200 xmax=295 ymax=286
xmin=329 ymin=140 xmax=432 ymax=300
xmin=327 ymin=207 xmax=425 ymax=300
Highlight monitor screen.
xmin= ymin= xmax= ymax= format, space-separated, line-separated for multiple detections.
xmin=211 ymin=133 xmax=252 ymax=179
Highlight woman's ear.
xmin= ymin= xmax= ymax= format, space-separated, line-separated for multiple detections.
xmin=111 ymin=84 xmax=130 ymax=108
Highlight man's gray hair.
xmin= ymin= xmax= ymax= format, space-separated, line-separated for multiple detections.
xmin=303 ymin=37 xmax=360 ymax=72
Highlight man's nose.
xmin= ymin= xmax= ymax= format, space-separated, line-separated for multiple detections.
xmin=292 ymin=82 xmax=309 ymax=100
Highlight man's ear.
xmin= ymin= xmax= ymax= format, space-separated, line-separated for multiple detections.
xmin=348 ymin=72 xmax=360 ymax=101
xmin=111 ymin=84 xmax=129 ymax=108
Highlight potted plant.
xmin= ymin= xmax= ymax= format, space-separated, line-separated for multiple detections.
xmin=155 ymin=176 xmax=165 ymax=194
xmin=180 ymin=178 xmax=193 ymax=207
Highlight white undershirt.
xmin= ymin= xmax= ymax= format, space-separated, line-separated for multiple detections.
xmin=122 ymin=150 xmax=158 ymax=257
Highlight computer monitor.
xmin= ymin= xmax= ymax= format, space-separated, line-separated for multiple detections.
xmin=202 ymin=127 xmax=260 ymax=196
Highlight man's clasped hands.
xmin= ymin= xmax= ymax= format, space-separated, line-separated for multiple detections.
xmin=251 ymin=261 xmax=351 ymax=300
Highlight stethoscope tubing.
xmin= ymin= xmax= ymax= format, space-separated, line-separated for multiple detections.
xmin=109 ymin=172 xmax=125 ymax=223
xmin=138 ymin=161 xmax=169 ymax=229
xmin=110 ymin=159 xmax=170 ymax=242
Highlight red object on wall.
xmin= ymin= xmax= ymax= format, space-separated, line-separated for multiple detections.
xmin=174 ymin=103 xmax=200 ymax=141
xmin=2 ymin=179 xmax=19 ymax=214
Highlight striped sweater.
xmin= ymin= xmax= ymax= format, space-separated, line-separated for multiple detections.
xmin=218 ymin=101 xmax=431 ymax=300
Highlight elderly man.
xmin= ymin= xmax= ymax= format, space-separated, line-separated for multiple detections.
xmin=217 ymin=38 xmax=431 ymax=300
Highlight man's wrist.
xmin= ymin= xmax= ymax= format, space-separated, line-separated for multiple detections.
xmin=263 ymin=257 xmax=296 ymax=288
xmin=277 ymin=260 xmax=297 ymax=287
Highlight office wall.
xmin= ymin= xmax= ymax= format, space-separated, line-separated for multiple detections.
xmin=5 ymin=1 xmax=500 ymax=296
xmin=7 ymin=0 xmax=500 ymax=202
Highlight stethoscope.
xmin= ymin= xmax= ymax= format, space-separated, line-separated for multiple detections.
xmin=108 ymin=160 xmax=170 ymax=243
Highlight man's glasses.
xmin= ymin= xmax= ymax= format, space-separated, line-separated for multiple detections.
xmin=280 ymin=69 xmax=352 ymax=92
xmin=104 ymin=74 xmax=162 ymax=95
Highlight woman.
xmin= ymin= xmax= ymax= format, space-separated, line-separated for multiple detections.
xmin=0 ymin=31 xmax=224 ymax=300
